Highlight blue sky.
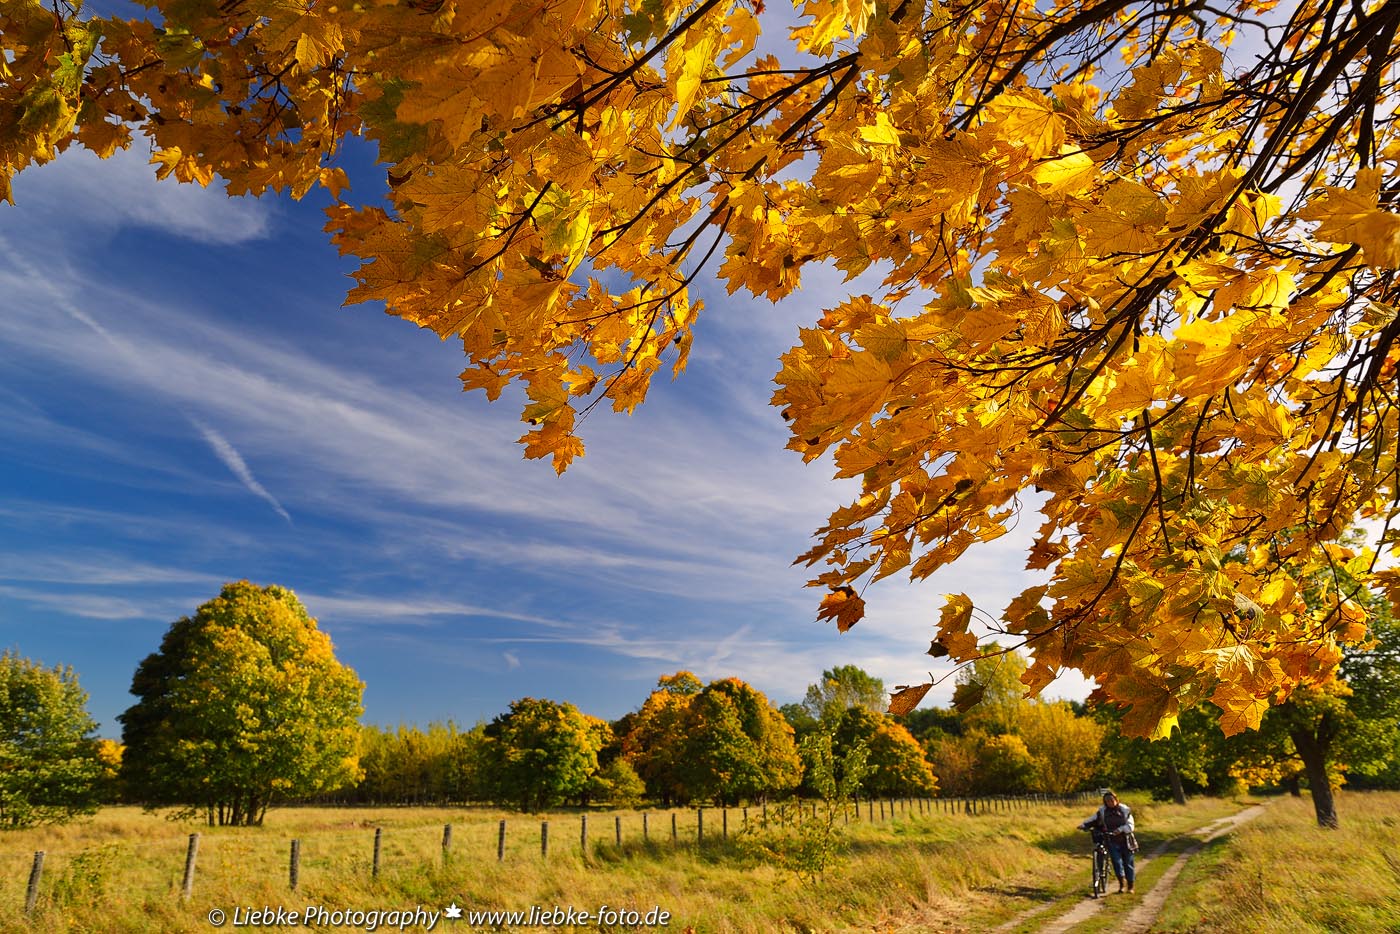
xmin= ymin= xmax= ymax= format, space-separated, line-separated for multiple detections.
xmin=0 ymin=132 xmax=1089 ymax=738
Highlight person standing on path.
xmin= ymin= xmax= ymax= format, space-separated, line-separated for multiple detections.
xmin=1080 ymin=791 xmax=1137 ymax=892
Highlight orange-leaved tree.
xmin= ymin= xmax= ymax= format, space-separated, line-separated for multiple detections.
xmin=6 ymin=0 xmax=1400 ymax=736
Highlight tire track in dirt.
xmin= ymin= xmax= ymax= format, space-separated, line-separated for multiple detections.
xmin=1112 ymin=804 xmax=1267 ymax=934
xmin=1017 ymin=803 xmax=1268 ymax=934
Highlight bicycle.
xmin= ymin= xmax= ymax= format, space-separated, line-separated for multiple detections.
xmin=1087 ymin=827 xmax=1112 ymax=899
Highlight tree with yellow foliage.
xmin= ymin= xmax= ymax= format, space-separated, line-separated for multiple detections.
xmin=1016 ymin=700 xmax=1103 ymax=796
xmin=6 ymin=0 xmax=1399 ymax=737
xmin=119 ymin=582 xmax=364 ymax=826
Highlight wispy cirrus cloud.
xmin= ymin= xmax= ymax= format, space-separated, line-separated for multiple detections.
xmin=8 ymin=147 xmax=272 ymax=245
xmin=0 ymin=583 xmax=161 ymax=620
xmin=190 ymin=419 xmax=293 ymax=524
xmin=0 ymin=552 xmax=219 ymax=587
xmin=0 ymin=242 xmax=843 ymax=575
xmin=297 ymin=592 xmax=565 ymax=628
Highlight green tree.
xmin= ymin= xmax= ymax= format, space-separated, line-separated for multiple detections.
xmin=752 ymin=731 xmax=870 ymax=882
xmin=934 ymin=729 xmax=1039 ymax=796
xmin=119 ymin=581 xmax=364 ymax=826
xmin=486 ymin=697 xmax=605 ymax=812
xmin=832 ymin=707 xmax=937 ymax=797
xmin=677 ymin=677 xmax=802 ymax=805
xmin=586 ymin=758 xmax=646 ymax=808
xmin=954 ymin=647 xmax=1030 ymax=736
xmin=0 ymin=651 xmax=104 ymax=828
xmin=1338 ymin=603 xmax=1400 ymax=790
xmin=352 ymin=721 xmax=487 ymax=804
xmin=778 ymin=703 xmax=820 ymax=740
xmin=975 ymin=732 xmax=1037 ymax=795
xmin=801 ymin=665 xmax=885 ymax=724
xmin=1096 ymin=703 xmax=1223 ymax=804
xmin=1220 ymin=559 xmax=1400 ymax=827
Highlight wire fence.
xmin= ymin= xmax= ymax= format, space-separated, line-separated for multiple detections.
xmin=4 ymin=792 xmax=1098 ymax=916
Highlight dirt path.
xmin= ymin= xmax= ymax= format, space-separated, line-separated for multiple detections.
xmin=1017 ymin=804 xmax=1268 ymax=934
xmin=1111 ymin=805 xmax=1267 ymax=934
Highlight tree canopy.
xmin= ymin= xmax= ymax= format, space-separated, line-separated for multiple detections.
xmin=0 ymin=650 xmax=104 ymax=828
xmin=6 ymin=0 xmax=1400 ymax=735
xmin=485 ymin=696 xmax=609 ymax=811
xmin=802 ymin=664 xmax=886 ymax=724
xmin=119 ymin=581 xmax=364 ymax=826
xmin=831 ymin=706 xmax=937 ymax=796
xmin=623 ymin=672 xmax=802 ymax=804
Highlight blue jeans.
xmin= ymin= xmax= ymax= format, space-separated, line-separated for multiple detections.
xmin=1106 ymin=833 xmax=1135 ymax=884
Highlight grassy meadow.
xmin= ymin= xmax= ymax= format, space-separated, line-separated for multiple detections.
xmin=0 ymin=795 xmax=1261 ymax=933
xmin=1153 ymin=791 xmax=1400 ymax=933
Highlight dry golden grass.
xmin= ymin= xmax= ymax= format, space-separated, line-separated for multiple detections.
xmin=0 ymin=795 xmax=1246 ymax=933
xmin=1153 ymin=790 xmax=1400 ymax=934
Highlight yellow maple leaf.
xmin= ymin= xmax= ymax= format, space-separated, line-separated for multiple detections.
xmin=939 ymin=592 xmax=975 ymax=635
xmin=1020 ymin=660 xmax=1058 ymax=697
xmin=887 ymin=682 xmax=932 ymax=717
xmin=1211 ymin=681 xmax=1271 ymax=736
xmin=666 ymin=27 xmax=720 ymax=131
xmin=1119 ymin=685 xmax=1180 ymax=740
xmin=793 ymin=0 xmax=875 ymax=54
xmin=1300 ymin=168 xmax=1400 ymax=269
xmin=1171 ymin=316 xmax=1248 ymax=396
xmin=858 ymin=112 xmax=902 ymax=147
xmin=518 ymin=422 xmax=586 ymax=474
xmin=817 ymin=586 xmax=865 ymax=632
xmin=984 ymin=91 xmax=1064 ymax=161
xmin=1031 ymin=148 xmax=1097 ymax=195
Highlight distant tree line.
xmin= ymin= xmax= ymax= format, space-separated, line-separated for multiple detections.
xmin=3 ymin=578 xmax=1397 ymax=829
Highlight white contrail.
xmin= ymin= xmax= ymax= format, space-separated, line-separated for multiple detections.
xmin=191 ymin=419 xmax=292 ymax=524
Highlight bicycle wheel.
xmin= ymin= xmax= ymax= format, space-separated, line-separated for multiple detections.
xmin=1092 ymin=847 xmax=1110 ymax=898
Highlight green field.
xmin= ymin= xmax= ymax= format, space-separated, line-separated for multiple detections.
xmin=2 ymin=794 xmax=1390 ymax=932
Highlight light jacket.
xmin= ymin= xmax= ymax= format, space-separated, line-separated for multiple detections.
xmin=1080 ymin=802 xmax=1135 ymax=834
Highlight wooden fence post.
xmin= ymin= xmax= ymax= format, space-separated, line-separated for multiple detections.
xmin=182 ymin=834 xmax=199 ymax=900
xmin=580 ymin=814 xmax=587 ymax=855
xmin=541 ymin=820 xmax=549 ymax=859
xmin=722 ymin=808 xmax=728 ymax=839
xmin=372 ymin=827 xmax=382 ymax=878
xmin=497 ymin=820 xmax=506 ymax=862
xmin=615 ymin=815 xmax=622 ymax=847
xmin=24 ymin=851 xmax=44 ymax=915
xmin=442 ymin=824 xmax=453 ymax=864
xmin=289 ymin=840 xmax=301 ymax=891
xmin=671 ymin=812 xmax=677 ymax=843
xmin=643 ymin=813 xmax=649 ymax=842
xmin=697 ymin=807 xmax=704 ymax=844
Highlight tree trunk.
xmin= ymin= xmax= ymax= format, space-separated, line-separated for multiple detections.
xmin=1283 ymin=774 xmax=1302 ymax=797
xmin=1290 ymin=723 xmax=1339 ymax=829
xmin=1166 ymin=756 xmax=1187 ymax=805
